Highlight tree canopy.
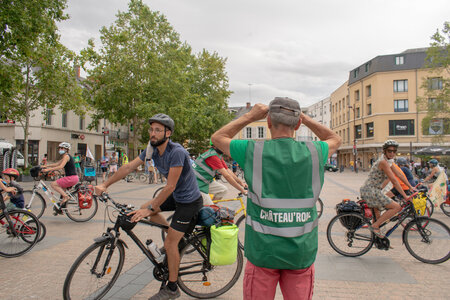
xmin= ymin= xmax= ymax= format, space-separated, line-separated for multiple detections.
xmin=80 ymin=0 xmax=232 ymax=156
xmin=417 ymin=22 xmax=450 ymax=143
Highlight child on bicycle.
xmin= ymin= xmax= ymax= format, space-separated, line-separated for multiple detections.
xmin=1 ymin=168 xmax=24 ymax=210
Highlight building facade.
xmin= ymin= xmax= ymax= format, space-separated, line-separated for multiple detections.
xmin=331 ymin=48 xmax=449 ymax=170
xmin=296 ymin=97 xmax=331 ymax=142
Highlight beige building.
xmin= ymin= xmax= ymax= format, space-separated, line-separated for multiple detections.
xmin=331 ymin=48 xmax=449 ymax=170
xmin=296 ymin=97 xmax=331 ymax=142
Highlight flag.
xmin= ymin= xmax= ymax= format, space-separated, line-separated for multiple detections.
xmin=86 ymin=146 xmax=95 ymax=161
xmin=429 ymin=171 xmax=448 ymax=207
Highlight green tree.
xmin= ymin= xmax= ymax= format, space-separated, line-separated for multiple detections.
xmin=417 ymin=22 xmax=450 ymax=143
xmin=0 ymin=0 xmax=84 ymax=167
xmin=81 ymin=0 xmax=231 ymax=157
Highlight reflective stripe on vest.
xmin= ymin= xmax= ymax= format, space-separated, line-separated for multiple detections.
xmin=248 ymin=140 xmax=321 ymax=238
xmin=193 ymin=149 xmax=216 ymax=177
xmin=193 ymin=169 xmax=210 ymax=184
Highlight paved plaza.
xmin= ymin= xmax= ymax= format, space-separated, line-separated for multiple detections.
xmin=0 ymin=170 xmax=449 ymax=299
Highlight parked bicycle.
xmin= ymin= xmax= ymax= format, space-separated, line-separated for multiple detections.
xmin=23 ymin=166 xmax=98 ymax=222
xmin=125 ymin=170 xmax=148 ymax=183
xmin=155 ymin=186 xmax=324 ymax=249
xmin=327 ymin=192 xmax=450 ymax=264
xmin=63 ymin=193 xmax=244 ymax=300
xmin=0 ymin=193 xmax=41 ymax=258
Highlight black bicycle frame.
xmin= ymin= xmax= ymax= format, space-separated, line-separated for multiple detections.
xmin=376 ymin=202 xmax=417 ymax=238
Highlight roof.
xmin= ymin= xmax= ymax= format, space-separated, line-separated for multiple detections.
xmin=348 ymin=48 xmax=428 ymax=85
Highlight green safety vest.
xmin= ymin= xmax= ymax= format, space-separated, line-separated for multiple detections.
xmin=243 ymin=139 xmax=325 ymax=269
xmin=192 ymin=148 xmax=221 ymax=193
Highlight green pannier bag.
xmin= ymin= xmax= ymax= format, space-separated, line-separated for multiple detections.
xmin=209 ymin=223 xmax=238 ymax=265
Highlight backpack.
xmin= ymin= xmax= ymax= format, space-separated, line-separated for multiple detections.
xmin=197 ymin=204 xmax=235 ymax=227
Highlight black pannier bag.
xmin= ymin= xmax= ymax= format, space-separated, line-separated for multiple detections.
xmin=336 ymin=200 xmax=363 ymax=230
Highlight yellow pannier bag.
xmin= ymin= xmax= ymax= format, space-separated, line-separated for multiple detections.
xmin=412 ymin=195 xmax=427 ymax=216
xmin=209 ymin=223 xmax=238 ymax=266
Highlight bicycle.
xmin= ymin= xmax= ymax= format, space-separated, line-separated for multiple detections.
xmin=0 ymin=193 xmax=41 ymax=258
xmin=23 ymin=167 xmax=98 ymax=222
xmin=124 ymin=171 xmax=148 ymax=183
xmin=63 ymin=193 xmax=244 ymax=300
xmin=326 ymin=192 xmax=450 ymax=264
xmin=155 ymin=186 xmax=324 ymax=249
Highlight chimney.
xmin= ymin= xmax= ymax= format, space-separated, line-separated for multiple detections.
xmin=74 ymin=65 xmax=81 ymax=78
xmin=246 ymin=102 xmax=251 ymax=109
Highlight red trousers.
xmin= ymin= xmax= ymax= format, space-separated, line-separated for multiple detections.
xmin=243 ymin=261 xmax=314 ymax=300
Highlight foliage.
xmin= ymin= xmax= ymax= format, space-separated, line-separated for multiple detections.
xmin=0 ymin=0 xmax=85 ymax=167
xmin=417 ymin=22 xmax=450 ymax=143
xmin=80 ymin=0 xmax=232 ymax=156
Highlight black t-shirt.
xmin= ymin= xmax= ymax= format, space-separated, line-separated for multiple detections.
xmin=64 ymin=154 xmax=77 ymax=176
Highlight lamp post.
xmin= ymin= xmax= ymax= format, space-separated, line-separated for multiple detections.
xmin=348 ymin=105 xmax=357 ymax=173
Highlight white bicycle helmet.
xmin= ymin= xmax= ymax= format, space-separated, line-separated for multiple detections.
xmin=59 ymin=142 xmax=71 ymax=150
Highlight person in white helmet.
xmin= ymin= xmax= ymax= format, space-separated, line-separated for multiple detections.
xmin=42 ymin=142 xmax=79 ymax=213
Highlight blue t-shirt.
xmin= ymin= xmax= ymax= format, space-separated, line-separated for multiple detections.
xmin=139 ymin=141 xmax=201 ymax=203
xmin=400 ymin=166 xmax=416 ymax=187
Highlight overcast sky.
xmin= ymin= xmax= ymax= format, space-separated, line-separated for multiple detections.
xmin=58 ymin=0 xmax=449 ymax=108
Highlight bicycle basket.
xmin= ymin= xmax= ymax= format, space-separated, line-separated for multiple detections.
xmin=29 ymin=166 xmax=41 ymax=178
xmin=336 ymin=200 xmax=363 ymax=230
xmin=412 ymin=195 xmax=427 ymax=216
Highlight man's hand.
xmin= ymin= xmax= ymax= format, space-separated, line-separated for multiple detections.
xmin=94 ymin=184 xmax=107 ymax=196
xmin=128 ymin=208 xmax=152 ymax=223
xmin=247 ymin=103 xmax=269 ymax=122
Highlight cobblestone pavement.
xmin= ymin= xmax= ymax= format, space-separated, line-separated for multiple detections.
xmin=0 ymin=170 xmax=449 ymax=299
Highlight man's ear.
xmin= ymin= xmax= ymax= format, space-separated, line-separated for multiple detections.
xmin=294 ymin=118 xmax=302 ymax=130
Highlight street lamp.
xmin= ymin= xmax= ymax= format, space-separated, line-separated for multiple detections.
xmin=348 ymin=105 xmax=357 ymax=173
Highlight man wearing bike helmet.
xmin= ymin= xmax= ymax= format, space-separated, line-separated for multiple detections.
xmin=192 ymin=139 xmax=247 ymax=205
xmin=423 ymin=159 xmax=442 ymax=185
xmin=212 ymin=97 xmax=341 ymax=300
xmin=360 ymin=140 xmax=406 ymax=237
xmin=1 ymin=168 xmax=24 ymax=210
xmin=96 ymin=113 xmax=202 ymax=300
xmin=41 ymin=142 xmax=79 ymax=212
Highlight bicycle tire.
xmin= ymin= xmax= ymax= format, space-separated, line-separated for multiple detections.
xmin=65 ymin=196 xmax=98 ymax=222
xmin=440 ymin=202 xmax=450 ymax=217
xmin=0 ymin=210 xmax=40 ymax=258
xmin=316 ymin=197 xmax=323 ymax=219
xmin=22 ymin=218 xmax=46 ymax=243
xmin=63 ymin=240 xmax=125 ymax=300
xmin=403 ymin=217 xmax=450 ymax=264
xmin=153 ymin=186 xmax=164 ymax=198
xmin=235 ymin=215 xmax=246 ymax=250
xmin=177 ymin=232 xmax=244 ymax=299
xmin=23 ymin=190 xmax=46 ymax=219
xmin=326 ymin=212 xmax=373 ymax=257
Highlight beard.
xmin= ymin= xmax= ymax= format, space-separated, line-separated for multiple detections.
xmin=150 ymin=136 xmax=168 ymax=147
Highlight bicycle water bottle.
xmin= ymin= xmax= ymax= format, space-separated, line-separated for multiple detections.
xmin=146 ymin=239 xmax=163 ymax=263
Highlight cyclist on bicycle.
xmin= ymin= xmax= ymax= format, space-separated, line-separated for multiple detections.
xmin=0 ymin=168 xmax=24 ymax=210
xmin=95 ymin=113 xmax=202 ymax=300
xmin=41 ymin=142 xmax=79 ymax=211
xmin=192 ymin=139 xmax=247 ymax=205
xmin=422 ymin=159 xmax=442 ymax=187
xmin=360 ymin=140 xmax=407 ymax=237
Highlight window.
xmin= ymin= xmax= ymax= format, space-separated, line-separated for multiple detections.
xmin=79 ymin=116 xmax=84 ymax=130
xmin=389 ymin=120 xmax=414 ymax=136
xmin=367 ymin=104 xmax=372 ymax=115
xmin=355 ymin=125 xmax=362 ymax=139
xmin=347 ymin=111 xmax=350 ymax=120
xmin=366 ymin=122 xmax=374 ymax=138
xmin=394 ymin=99 xmax=408 ymax=112
xmin=258 ymin=127 xmax=265 ymax=139
xmin=339 ymin=116 xmax=341 ymax=124
xmin=346 ymin=95 xmax=349 ymax=105
xmin=45 ymin=108 xmax=52 ymax=125
xmin=428 ymin=77 xmax=443 ymax=90
xmin=62 ymin=112 xmax=67 ymax=128
xmin=343 ymin=129 xmax=346 ymax=142
xmin=246 ymin=127 xmax=252 ymax=139
xmin=365 ymin=63 xmax=370 ymax=72
xmin=428 ymin=98 xmax=443 ymax=110
xmin=353 ymin=68 xmax=359 ymax=78
xmin=394 ymin=80 xmax=408 ymax=92
xmin=395 ymin=56 xmax=404 ymax=65
xmin=355 ymin=90 xmax=360 ymax=101
xmin=356 ymin=107 xmax=360 ymax=118
xmin=366 ymin=85 xmax=372 ymax=97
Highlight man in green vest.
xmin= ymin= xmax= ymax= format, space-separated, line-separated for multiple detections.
xmin=212 ymin=97 xmax=341 ymax=300
xmin=192 ymin=141 xmax=247 ymax=205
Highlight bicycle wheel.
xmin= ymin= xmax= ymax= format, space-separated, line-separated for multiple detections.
xmin=23 ymin=190 xmax=46 ymax=219
xmin=0 ymin=210 xmax=40 ymax=258
xmin=316 ymin=197 xmax=323 ymax=219
xmin=63 ymin=240 xmax=125 ymax=300
xmin=65 ymin=196 xmax=98 ymax=222
xmin=22 ymin=218 xmax=46 ymax=243
xmin=440 ymin=202 xmax=450 ymax=217
xmin=401 ymin=206 xmax=431 ymax=230
xmin=235 ymin=215 xmax=246 ymax=250
xmin=327 ymin=212 xmax=373 ymax=257
xmin=403 ymin=217 xmax=450 ymax=264
xmin=153 ymin=186 xmax=164 ymax=198
xmin=139 ymin=174 xmax=148 ymax=183
xmin=177 ymin=232 xmax=244 ymax=299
